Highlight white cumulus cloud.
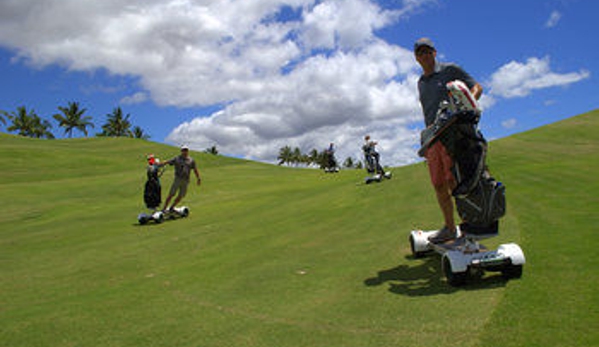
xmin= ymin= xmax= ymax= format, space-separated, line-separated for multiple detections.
xmin=121 ymin=92 xmax=148 ymax=105
xmin=2 ymin=1 xmax=589 ymax=166
xmin=488 ymin=56 xmax=590 ymax=99
xmin=167 ymin=42 xmax=423 ymax=164
xmin=0 ymin=0 xmax=431 ymax=165
xmin=501 ymin=118 xmax=517 ymax=129
xmin=545 ymin=10 xmax=562 ymax=28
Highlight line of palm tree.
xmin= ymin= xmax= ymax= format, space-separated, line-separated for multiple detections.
xmin=277 ymin=145 xmax=360 ymax=169
xmin=53 ymin=102 xmax=94 ymax=138
xmin=3 ymin=106 xmax=55 ymax=139
xmin=278 ymin=146 xmax=322 ymax=167
xmin=3 ymin=104 xmax=152 ymax=140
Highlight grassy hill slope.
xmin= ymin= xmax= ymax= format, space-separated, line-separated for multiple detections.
xmin=1 ymin=110 xmax=597 ymax=347
xmin=480 ymin=110 xmax=598 ymax=347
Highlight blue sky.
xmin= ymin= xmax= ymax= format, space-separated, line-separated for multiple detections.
xmin=0 ymin=0 xmax=596 ymax=165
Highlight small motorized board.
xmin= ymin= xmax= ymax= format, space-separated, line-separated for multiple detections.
xmin=408 ymin=227 xmax=525 ymax=286
xmin=138 ymin=206 xmax=189 ymax=225
xmin=163 ymin=206 xmax=190 ymax=220
xmin=138 ymin=210 xmax=164 ymax=225
xmin=365 ymin=171 xmax=392 ymax=184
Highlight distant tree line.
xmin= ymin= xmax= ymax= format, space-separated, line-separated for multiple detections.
xmin=277 ymin=145 xmax=363 ymax=169
xmin=0 ymin=102 xmax=150 ymax=140
xmin=0 ymin=102 xmax=371 ymax=168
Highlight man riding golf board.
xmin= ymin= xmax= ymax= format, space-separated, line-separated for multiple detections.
xmin=409 ymin=38 xmax=525 ymax=286
xmin=158 ymin=145 xmax=201 ymax=217
xmin=415 ymin=37 xmax=483 ymax=243
xmin=362 ymin=135 xmax=392 ymax=184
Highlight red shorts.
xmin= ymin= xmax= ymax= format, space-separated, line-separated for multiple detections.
xmin=425 ymin=141 xmax=454 ymax=187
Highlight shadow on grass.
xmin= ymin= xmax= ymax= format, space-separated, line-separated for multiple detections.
xmin=364 ymin=255 xmax=507 ymax=296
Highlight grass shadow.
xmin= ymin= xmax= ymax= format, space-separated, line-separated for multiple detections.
xmin=364 ymin=254 xmax=507 ymax=296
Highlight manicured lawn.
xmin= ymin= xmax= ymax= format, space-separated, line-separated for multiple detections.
xmin=1 ymin=110 xmax=597 ymax=346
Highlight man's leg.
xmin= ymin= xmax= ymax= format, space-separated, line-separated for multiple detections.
xmin=434 ymin=181 xmax=456 ymax=232
xmin=163 ymin=179 xmax=180 ymax=211
xmin=426 ymin=141 xmax=457 ymax=241
xmin=168 ymin=181 xmax=189 ymax=210
xmin=162 ymin=194 xmax=174 ymax=211
xmin=170 ymin=193 xmax=184 ymax=209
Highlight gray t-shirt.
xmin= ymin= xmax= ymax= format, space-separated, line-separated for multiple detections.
xmin=167 ymin=155 xmax=197 ymax=180
xmin=418 ymin=62 xmax=478 ymax=127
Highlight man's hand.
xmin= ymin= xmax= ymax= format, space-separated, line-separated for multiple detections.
xmin=470 ymin=83 xmax=483 ymax=100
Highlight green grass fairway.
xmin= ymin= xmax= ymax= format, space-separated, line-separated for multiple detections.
xmin=1 ymin=110 xmax=598 ymax=347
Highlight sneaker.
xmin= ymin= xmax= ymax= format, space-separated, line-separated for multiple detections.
xmin=428 ymin=226 xmax=457 ymax=244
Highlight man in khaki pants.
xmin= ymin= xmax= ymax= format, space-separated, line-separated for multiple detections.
xmin=159 ymin=145 xmax=202 ymax=212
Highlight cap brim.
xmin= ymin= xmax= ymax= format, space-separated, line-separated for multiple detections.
xmin=415 ymin=44 xmax=434 ymax=52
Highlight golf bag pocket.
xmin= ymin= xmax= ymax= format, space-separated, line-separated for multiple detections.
xmin=455 ymin=177 xmax=506 ymax=227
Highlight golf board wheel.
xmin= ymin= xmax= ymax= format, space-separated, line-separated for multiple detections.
xmin=442 ymin=255 xmax=467 ymax=287
xmin=138 ymin=213 xmax=149 ymax=225
xmin=409 ymin=234 xmax=425 ymax=258
xmin=501 ymin=264 xmax=523 ymax=280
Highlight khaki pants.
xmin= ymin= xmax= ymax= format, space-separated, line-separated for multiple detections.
xmin=169 ymin=176 xmax=189 ymax=198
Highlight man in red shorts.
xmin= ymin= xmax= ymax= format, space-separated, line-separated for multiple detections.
xmin=414 ymin=37 xmax=483 ymax=243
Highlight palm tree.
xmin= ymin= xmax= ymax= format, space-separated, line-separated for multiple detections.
xmin=0 ymin=110 xmax=8 ymax=127
xmin=301 ymin=153 xmax=310 ymax=166
xmin=308 ymin=148 xmax=319 ymax=167
xmin=292 ymin=147 xmax=302 ymax=166
xmin=278 ymin=145 xmax=293 ymax=165
xmin=132 ymin=126 xmax=150 ymax=140
xmin=53 ymin=102 xmax=94 ymax=138
xmin=312 ymin=149 xmax=327 ymax=169
xmin=5 ymin=106 xmax=54 ymax=139
xmin=98 ymin=107 xmax=132 ymax=137
xmin=343 ymin=157 xmax=355 ymax=168
xmin=4 ymin=106 xmax=32 ymax=136
xmin=30 ymin=116 xmax=55 ymax=139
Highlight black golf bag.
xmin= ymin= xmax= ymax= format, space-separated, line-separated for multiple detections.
xmin=435 ymin=110 xmax=506 ymax=234
xmin=144 ymin=165 xmax=162 ymax=209
xmin=324 ymin=149 xmax=338 ymax=172
xmin=363 ymin=146 xmax=384 ymax=175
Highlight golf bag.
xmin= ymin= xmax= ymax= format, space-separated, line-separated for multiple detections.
xmin=363 ymin=146 xmax=384 ymax=175
xmin=323 ymin=148 xmax=339 ymax=172
xmin=144 ymin=164 xmax=162 ymax=209
xmin=427 ymin=81 xmax=506 ymax=234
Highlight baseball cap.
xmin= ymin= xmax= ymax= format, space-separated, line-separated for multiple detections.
xmin=180 ymin=144 xmax=189 ymax=151
xmin=414 ymin=37 xmax=435 ymax=53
